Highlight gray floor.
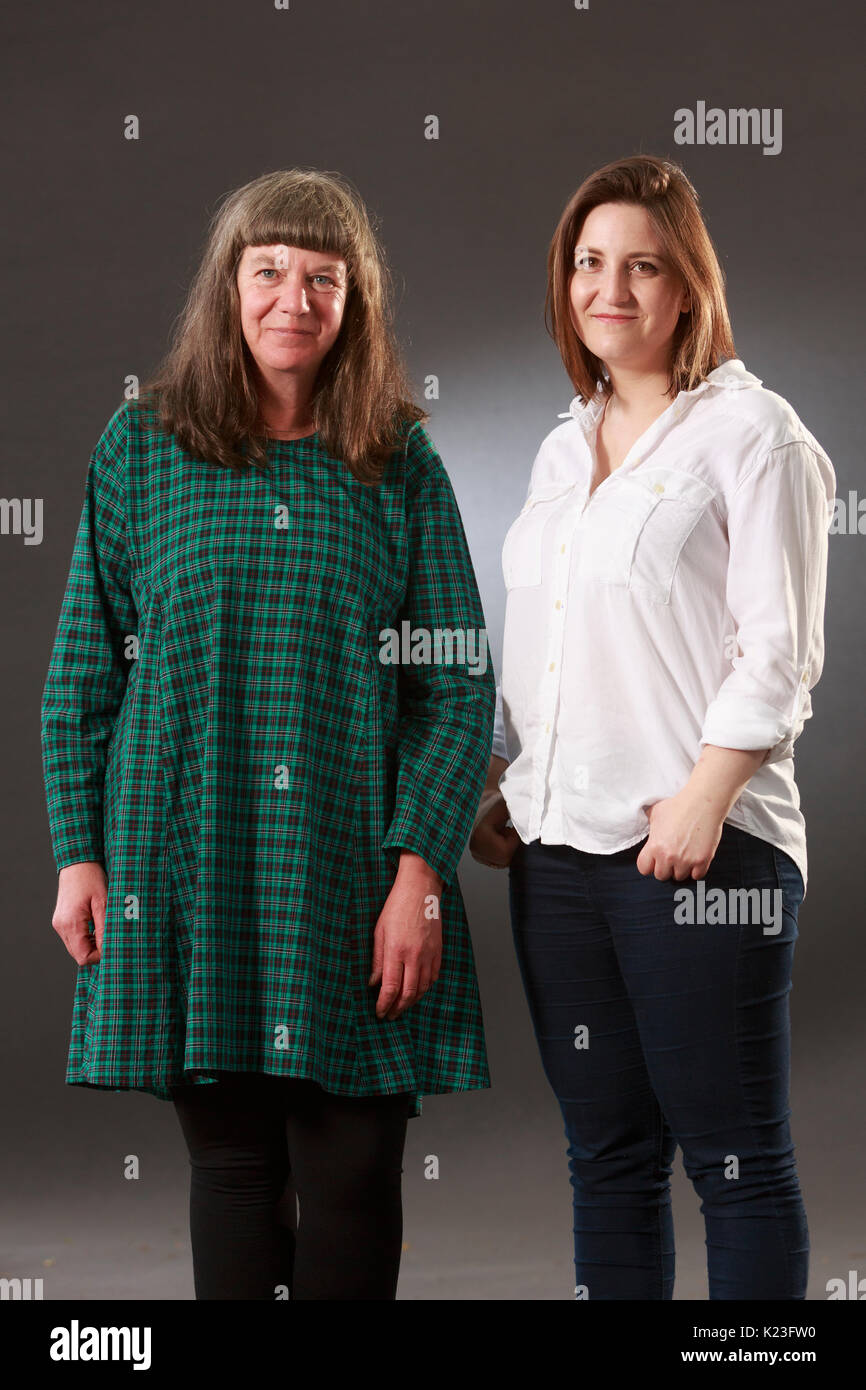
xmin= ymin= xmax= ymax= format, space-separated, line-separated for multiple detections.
xmin=1 ymin=1044 xmax=861 ymax=1300
xmin=7 ymin=849 xmax=862 ymax=1300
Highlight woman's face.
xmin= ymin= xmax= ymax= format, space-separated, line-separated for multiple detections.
xmin=568 ymin=202 xmax=690 ymax=376
xmin=236 ymin=243 xmax=348 ymax=384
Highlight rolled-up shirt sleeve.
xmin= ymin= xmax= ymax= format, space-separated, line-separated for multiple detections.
xmin=699 ymin=440 xmax=835 ymax=765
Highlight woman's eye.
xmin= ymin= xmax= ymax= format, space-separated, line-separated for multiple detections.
xmin=253 ymin=268 xmax=338 ymax=286
xmin=573 ymin=257 xmax=658 ymax=273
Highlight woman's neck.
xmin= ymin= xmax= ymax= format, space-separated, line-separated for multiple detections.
xmin=603 ymin=361 xmax=676 ymax=421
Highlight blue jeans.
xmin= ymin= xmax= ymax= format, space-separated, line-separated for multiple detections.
xmin=508 ymin=821 xmax=808 ymax=1300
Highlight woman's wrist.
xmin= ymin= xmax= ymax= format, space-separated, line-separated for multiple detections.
xmin=395 ymin=849 xmax=443 ymax=893
xmin=485 ymin=754 xmax=509 ymax=793
xmin=472 ymin=786 xmax=506 ymax=833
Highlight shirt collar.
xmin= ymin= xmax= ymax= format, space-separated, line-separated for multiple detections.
xmin=559 ymin=358 xmax=763 ymax=432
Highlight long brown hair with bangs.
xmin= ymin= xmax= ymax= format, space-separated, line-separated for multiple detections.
xmin=136 ymin=168 xmax=426 ymax=483
xmin=545 ymin=154 xmax=736 ymax=405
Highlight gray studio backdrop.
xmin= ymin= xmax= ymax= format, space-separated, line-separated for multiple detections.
xmin=3 ymin=0 xmax=863 ymax=1299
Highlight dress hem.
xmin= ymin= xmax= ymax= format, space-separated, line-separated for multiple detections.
xmin=65 ymin=1065 xmax=493 ymax=1120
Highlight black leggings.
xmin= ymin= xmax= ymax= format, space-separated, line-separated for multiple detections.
xmin=170 ymin=1071 xmax=412 ymax=1300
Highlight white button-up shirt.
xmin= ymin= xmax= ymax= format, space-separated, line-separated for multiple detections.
xmin=492 ymin=358 xmax=835 ymax=893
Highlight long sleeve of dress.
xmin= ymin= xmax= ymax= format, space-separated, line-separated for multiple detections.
xmin=381 ymin=453 xmax=496 ymax=887
xmin=699 ymin=440 xmax=835 ymax=765
xmin=41 ymin=409 xmax=138 ymax=871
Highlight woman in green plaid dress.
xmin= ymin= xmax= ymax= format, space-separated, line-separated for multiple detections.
xmin=41 ymin=169 xmax=495 ymax=1299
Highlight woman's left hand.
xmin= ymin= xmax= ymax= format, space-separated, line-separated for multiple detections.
xmin=636 ymin=790 xmax=725 ymax=881
xmin=369 ymin=852 xmax=443 ymax=1021
xmin=637 ymin=745 xmax=769 ymax=881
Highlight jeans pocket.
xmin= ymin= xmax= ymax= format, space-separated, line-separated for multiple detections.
xmin=771 ymin=843 xmax=805 ymax=911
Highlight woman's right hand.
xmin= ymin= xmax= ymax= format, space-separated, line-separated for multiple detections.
xmin=469 ymin=756 xmax=521 ymax=868
xmin=52 ymin=861 xmax=108 ymax=965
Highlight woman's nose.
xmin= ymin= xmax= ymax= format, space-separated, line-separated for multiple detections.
xmin=600 ymin=270 xmax=632 ymax=303
xmin=277 ymin=277 xmax=310 ymax=314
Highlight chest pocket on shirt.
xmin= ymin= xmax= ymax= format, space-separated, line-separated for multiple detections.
xmin=502 ymin=482 xmax=574 ymax=589
xmin=582 ymin=465 xmax=716 ymax=605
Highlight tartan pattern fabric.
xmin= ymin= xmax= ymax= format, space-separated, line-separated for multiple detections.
xmin=41 ymin=400 xmax=496 ymax=1117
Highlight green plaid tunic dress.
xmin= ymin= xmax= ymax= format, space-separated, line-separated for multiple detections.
xmin=41 ymin=400 xmax=495 ymax=1118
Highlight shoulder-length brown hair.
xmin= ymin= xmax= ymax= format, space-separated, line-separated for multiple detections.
xmin=136 ymin=168 xmax=426 ymax=483
xmin=546 ymin=154 xmax=736 ymax=404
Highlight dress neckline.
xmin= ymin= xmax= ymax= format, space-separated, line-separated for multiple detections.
xmin=262 ymin=432 xmax=319 ymax=445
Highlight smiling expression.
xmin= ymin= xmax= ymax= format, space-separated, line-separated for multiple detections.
xmin=568 ymin=202 xmax=690 ymax=373
xmin=236 ymin=242 xmax=349 ymax=382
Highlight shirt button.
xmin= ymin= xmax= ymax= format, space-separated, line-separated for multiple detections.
xmin=549 ymin=662 xmax=555 ymax=671
xmin=560 ymin=544 xmax=566 ymax=554
xmin=555 ymin=599 xmax=562 ymax=610
xmin=652 ymin=482 xmax=665 ymax=494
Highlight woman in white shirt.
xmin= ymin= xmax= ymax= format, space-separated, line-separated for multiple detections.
xmin=471 ymin=154 xmax=835 ymax=1300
